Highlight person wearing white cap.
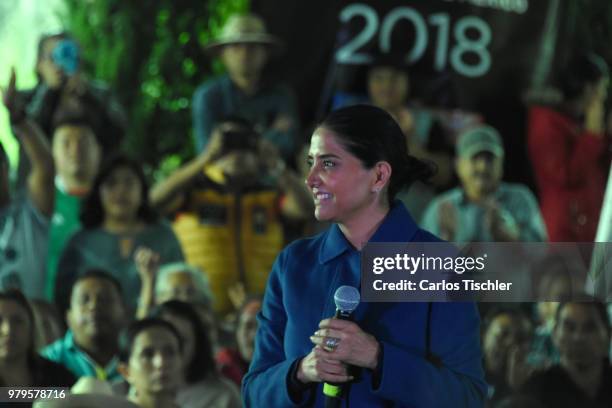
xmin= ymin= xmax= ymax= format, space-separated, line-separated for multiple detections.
xmin=193 ymin=13 xmax=299 ymax=162
xmin=422 ymin=124 xmax=547 ymax=242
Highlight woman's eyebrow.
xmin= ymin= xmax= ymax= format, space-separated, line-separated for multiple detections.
xmin=308 ymin=153 xmax=341 ymax=160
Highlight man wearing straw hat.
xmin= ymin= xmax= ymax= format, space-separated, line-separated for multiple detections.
xmin=193 ymin=13 xmax=299 ymax=163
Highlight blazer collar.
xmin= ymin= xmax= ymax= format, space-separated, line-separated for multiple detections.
xmin=319 ymin=201 xmax=419 ymax=264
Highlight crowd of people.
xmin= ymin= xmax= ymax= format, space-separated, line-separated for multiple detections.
xmin=0 ymin=10 xmax=610 ymax=408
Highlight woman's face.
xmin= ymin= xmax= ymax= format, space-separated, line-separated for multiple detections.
xmin=100 ymin=166 xmax=143 ymax=222
xmin=306 ymin=128 xmax=379 ymax=223
xmin=0 ymin=300 xmax=32 ymax=361
xmin=368 ymin=66 xmax=409 ymax=111
xmin=125 ymin=327 xmax=183 ymax=395
xmin=483 ymin=314 xmax=532 ymax=375
xmin=161 ymin=313 xmax=195 ymax=369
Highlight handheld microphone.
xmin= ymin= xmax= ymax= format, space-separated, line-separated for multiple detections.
xmin=323 ymin=285 xmax=360 ymax=408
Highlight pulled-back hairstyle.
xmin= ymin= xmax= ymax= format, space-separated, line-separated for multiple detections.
xmin=318 ymin=105 xmax=436 ymax=206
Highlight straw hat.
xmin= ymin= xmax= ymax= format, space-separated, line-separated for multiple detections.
xmin=205 ymin=14 xmax=282 ymax=53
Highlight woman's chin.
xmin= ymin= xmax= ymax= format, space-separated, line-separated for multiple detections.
xmin=314 ymin=206 xmax=332 ymax=221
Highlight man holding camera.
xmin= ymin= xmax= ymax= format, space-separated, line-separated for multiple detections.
xmin=193 ymin=14 xmax=299 ymax=163
xmin=150 ymin=117 xmax=311 ymax=314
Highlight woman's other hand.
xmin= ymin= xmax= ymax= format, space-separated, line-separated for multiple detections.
xmin=296 ymin=346 xmax=353 ymax=384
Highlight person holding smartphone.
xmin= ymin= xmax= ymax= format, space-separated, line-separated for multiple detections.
xmin=14 ymin=32 xmax=126 ymax=186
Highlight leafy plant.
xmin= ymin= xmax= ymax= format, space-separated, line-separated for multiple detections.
xmin=60 ymin=0 xmax=249 ymax=180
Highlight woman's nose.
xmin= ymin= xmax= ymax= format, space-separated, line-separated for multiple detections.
xmin=305 ymin=165 xmax=319 ymax=188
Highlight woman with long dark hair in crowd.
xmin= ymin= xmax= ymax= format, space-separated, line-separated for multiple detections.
xmin=528 ymin=52 xmax=610 ymax=242
xmin=243 ymin=105 xmax=486 ymax=407
xmin=55 ymin=155 xmax=184 ymax=312
xmin=150 ymin=301 xmax=241 ymax=408
xmin=0 ymin=290 xmax=75 ymax=389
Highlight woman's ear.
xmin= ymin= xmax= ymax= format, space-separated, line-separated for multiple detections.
xmin=372 ymin=161 xmax=392 ymax=192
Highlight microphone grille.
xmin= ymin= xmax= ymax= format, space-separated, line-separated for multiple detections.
xmin=334 ymin=285 xmax=360 ymax=313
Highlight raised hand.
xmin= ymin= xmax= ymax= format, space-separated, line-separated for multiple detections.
xmin=1 ymin=67 xmax=24 ymax=124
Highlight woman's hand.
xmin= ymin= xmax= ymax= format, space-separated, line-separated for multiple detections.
xmin=296 ymin=347 xmax=353 ymax=384
xmin=309 ymin=318 xmax=381 ymax=370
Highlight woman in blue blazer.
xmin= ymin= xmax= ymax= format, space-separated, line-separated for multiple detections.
xmin=243 ymin=105 xmax=487 ymax=407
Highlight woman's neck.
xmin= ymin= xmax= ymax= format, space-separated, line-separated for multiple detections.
xmin=338 ymin=204 xmax=389 ymax=250
xmin=0 ymin=357 xmax=33 ymax=386
xmin=103 ymin=217 xmax=145 ymax=234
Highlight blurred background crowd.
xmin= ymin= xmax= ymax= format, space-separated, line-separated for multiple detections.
xmin=0 ymin=0 xmax=611 ymax=407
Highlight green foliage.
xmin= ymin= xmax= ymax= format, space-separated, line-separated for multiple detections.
xmin=60 ymin=0 xmax=249 ymax=180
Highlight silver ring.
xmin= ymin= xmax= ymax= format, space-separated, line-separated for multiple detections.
xmin=324 ymin=337 xmax=340 ymax=351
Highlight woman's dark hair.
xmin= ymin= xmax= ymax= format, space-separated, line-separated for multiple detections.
xmin=80 ymin=154 xmax=157 ymax=228
xmin=0 ymin=290 xmax=36 ymax=367
xmin=557 ymin=52 xmax=609 ymax=101
xmin=0 ymin=290 xmax=76 ymax=387
xmin=150 ymin=300 xmax=215 ymax=383
xmin=118 ymin=317 xmax=183 ymax=363
xmin=318 ymin=104 xmax=436 ymax=206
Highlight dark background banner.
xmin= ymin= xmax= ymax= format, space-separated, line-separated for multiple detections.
xmin=254 ymin=0 xmax=611 ymax=186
